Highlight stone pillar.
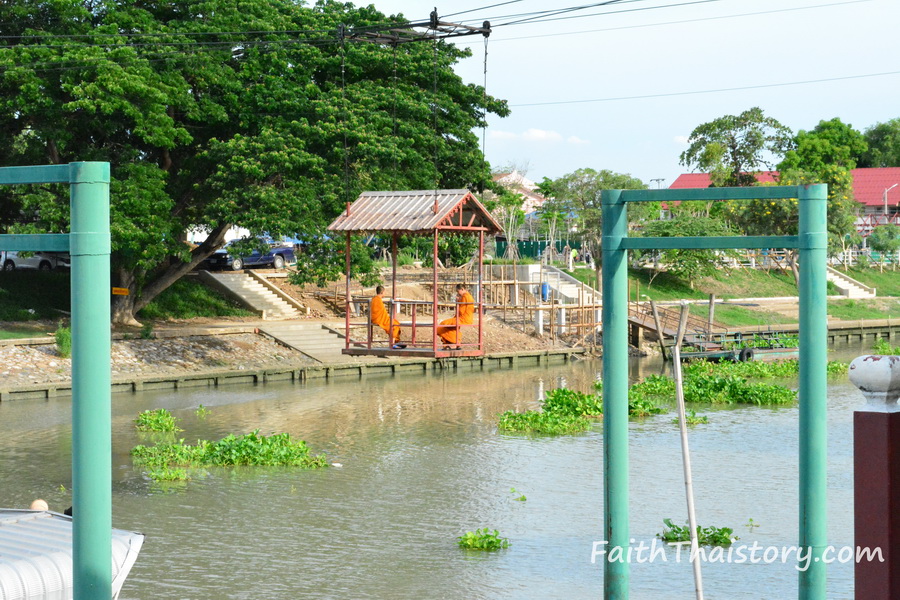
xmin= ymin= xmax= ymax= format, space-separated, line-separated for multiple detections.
xmin=557 ymin=305 xmax=567 ymax=335
xmin=534 ymin=304 xmax=544 ymax=337
xmin=850 ymin=355 xmax=900 ymax=599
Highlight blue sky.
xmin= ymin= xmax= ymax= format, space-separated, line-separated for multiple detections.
xmin=358 ymin=0 xmax=899 ymax=187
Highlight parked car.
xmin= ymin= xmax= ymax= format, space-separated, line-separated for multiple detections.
xmin=1 ymin=251 xmax=70 ymax=271
xmin=199 ymin=240 xmax=295 ymax=271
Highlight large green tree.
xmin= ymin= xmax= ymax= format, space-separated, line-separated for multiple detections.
xmin=777 ymin=118 xmax=863 ymax=249
xmin=536 ymin=168 xmax=648 ymax=265
xmin=859 ymin=118 xmax=900 ymax=168
xmin=0 ymin=0 xmax=508 ymax=323
xmin=724 ymin=118 xmax=864 ymax=283
xmin=868 ymin=224 xmax=900 ymax=272
xmin=679 ymin=107 xmax=793 ymax=186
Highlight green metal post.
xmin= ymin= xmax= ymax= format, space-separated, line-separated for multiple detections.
xmin=69 ymin=162 xmax=112 ymax=599
xmin=601 ymin=189 xmax=629 ymax=598
xmin=798 ymin=183 xmax=828 ymax=599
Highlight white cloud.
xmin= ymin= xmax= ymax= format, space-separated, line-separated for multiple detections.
xmin=567 ymin=135 xmax=589 ymax=145
xmin=489 ymin=130 xmax=519 ymax=141
xmin=673 ymin=135 xmax=690 ymax=145
xmin=522 ymin=128 xmax=563 ymax=143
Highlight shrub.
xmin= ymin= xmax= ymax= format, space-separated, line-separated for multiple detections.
xmin=55 ymin=326 xmax=71 ymax=358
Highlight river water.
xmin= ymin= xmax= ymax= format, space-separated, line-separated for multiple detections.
xmin=0 ymin=345 xmax=870 ymax=599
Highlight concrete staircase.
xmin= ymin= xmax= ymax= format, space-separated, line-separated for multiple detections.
xmin=258 ymin=322 xmax=369 ymax=363
xmin=198 ymin=271 xmax=302 ymax=319
xmin=494 ymin=264 xmax=600 ymax=305
xmin=826 ymin=267 xmax=876 ymax=299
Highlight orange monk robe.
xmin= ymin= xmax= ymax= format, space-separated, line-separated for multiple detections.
xmin=370 ymin=295 xmax=400 ymax=343
xmin=437 ymin=291 xmax=475 ymax=345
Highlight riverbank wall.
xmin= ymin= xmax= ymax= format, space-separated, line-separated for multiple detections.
xmin=0 ymin=348 xmax=583 ymax=402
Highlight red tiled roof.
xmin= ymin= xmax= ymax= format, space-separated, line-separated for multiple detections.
xmin=669 ymin=168 xmax=900 ymax=207
xmin=669 ymin=172 xmax=778 ymax=189
xmin=850 ymin=167 xmax=900 ymax=207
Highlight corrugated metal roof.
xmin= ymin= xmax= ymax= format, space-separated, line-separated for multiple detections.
xmin=327 ymin=189 xmax=502 ymax=234
xmin=0 ymin=509 xmax=144 ymax=600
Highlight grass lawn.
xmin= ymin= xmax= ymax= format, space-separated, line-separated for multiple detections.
xmin=0 ymin=271 xmax=71 ymax=321
xmin=137 ymin=277 xmax=254 ymax=320
xmin=688 ymin=302 xmax=798 ymax=328
xmin=839 ymin=267 xmax=900 ymax=297
xmin=0 ymin=271 xmax=252 ymax=324
xmin=828 ymin=297 xmax=900 ymax=321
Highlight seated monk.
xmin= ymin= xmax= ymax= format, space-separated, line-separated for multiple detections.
xmin=371 ymin=285 xmax=403 ymax=348
xmin=437 ymin=283 xmax=474 ymax=347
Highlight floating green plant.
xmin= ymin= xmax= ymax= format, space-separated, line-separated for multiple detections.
xmin=457 ymin=528 xmax=510 ymax=551
xmin=672 ymin=409 xmax=709 ymax=425
xmin=134 ymin=408 xmax=183 ymax=432
xmin=497 ymin=411 xmax=591 ymax=435
xmin=542 ymin=387 xmax=603 ymax=417
xmin=658 ymin=518 xmax=736 ymax=547
xmin=510 ymin=488 xmax=526 ymax=501
xmin=873 ymin=339 xmax=900 ymax=355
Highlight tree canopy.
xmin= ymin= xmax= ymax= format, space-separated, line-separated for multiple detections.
xmin=679 ymin=107 xmax=793 ymax=187
xmin=0 ymin=0 xmax=508 ymax=323
xmin=860 ymin=118 xmax=900 ymax=168
xmin=536 ymin=168 xmax=648 ymax=263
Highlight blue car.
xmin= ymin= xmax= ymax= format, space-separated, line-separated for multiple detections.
xmin=200 ymin=241 xmax=295 ymax=271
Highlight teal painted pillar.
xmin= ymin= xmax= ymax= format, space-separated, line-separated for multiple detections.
xmin=69 ymin=162 xmax=112 ymax=600
xmin=798 ymin=183 xmax=828 ymax=599
xmin=601 ymin=189 xmax=629 ymax=598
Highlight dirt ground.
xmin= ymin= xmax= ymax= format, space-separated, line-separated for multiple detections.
xmin=265 ymin=272 xmax=565 ymax=353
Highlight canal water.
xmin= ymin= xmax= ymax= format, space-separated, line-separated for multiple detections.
xmin=0 ymin=346 xmax=869 ymax=599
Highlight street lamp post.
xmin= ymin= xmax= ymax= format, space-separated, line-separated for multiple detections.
xmin=883 ymin=183 xmax=898 ymax=217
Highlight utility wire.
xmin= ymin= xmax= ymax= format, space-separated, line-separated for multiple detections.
xmin=511 ymin=70 xmax=900 ymax=107
xmin=471 ymin=0 xmax=872 ymax=43
xmin=489 ymin=0 xmax=725 ymax=27
xmin=443 ymin=0 xmax=527 ymax=18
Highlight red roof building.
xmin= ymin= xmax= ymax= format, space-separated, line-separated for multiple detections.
xmin=670 ymin=168 xmax=900 ymax=235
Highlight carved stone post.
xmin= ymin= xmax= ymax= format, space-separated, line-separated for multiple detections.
xmin=850 ymin=355 xmax=900 ymax=599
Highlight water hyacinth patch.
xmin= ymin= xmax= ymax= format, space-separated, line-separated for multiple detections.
xmin=658 ymin=518 xmax=736 ymax=547
xmin=497 ymin=410 xmax=591 ymax=435
xmin=542 ymin=387 xmax=604 ymax=417
xmin=134 ymin=408 xmax=183 ymax=432
xmin=457 ymin=528 xmax=510 ymax=551
xmin=672 ymin=409 xmax=709 ymax=425
xmin=132 ymin=429 xmax=328 ymax=482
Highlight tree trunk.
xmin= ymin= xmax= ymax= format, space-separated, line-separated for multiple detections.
xmin=109 ymin=223 xmax=232 ymax=325
xmin=788 ymin=250 xmax=800 ymax=287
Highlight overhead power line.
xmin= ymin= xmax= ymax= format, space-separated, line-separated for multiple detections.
xmin=473 ymin=0 xmax=873 ymax=43
xmin=511 ymin=70 xmax=900 ymax=107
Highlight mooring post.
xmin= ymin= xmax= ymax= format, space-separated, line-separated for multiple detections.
xmin=602 ymin=189 xmax=629 ymax=598
xmin=849 ymin=355 xmax=900 ymax=599
xmin=69 ymin=162 xmax=112 ymax=599
xmin=798 ymin=183 xmax=828 ymax=599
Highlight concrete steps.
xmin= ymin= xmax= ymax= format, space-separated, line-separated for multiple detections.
xmin=826 ymin=267 xmax=876 ymax=299
xmin=258 ymin=322 xmax=378 ymax=363
xmin=199 ymin=271 xmax=301 ymax=319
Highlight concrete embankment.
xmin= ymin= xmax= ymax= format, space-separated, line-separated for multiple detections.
xmin=0 ymin=348 xmax=583 ymax=402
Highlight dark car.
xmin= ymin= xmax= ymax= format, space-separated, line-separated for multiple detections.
xmin=199 ymin=241 xmax=295 ymax=271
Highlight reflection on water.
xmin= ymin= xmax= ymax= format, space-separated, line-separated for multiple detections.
xmin=0 ymin=345 xmax=871 ymax=599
